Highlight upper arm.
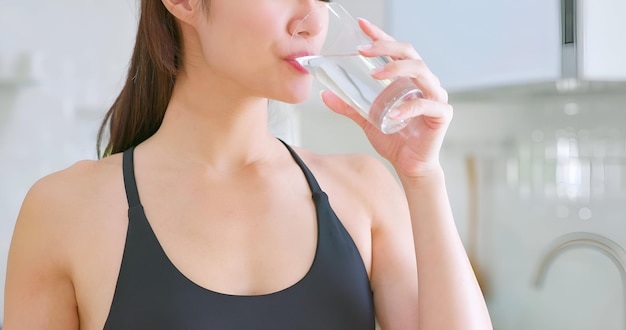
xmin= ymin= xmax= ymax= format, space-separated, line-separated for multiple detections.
xmin=359 ymin=157 xmax=419 ymax=329
xmin=4 ymin=177 xmax=80 ymax=329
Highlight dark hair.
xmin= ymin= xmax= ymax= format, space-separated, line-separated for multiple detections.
xmin=96 ymin=1 xmax=182 ymax=158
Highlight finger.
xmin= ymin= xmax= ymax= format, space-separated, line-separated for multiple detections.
xmin=357 ymin=18 xmax=395 ymax=42
xmin=389 ymin=98 xmax=454 ymax=125
xmin=358 ymin=40 xmax=421 ymax=61
xmin=371 ymin=59 xmax=448 ymax=102
xmin=320 ymin=90 xmax=371 ymax=129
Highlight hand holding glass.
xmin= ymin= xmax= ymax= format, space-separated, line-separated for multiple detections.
xmin=291 ymin=3 xmax=423 ymax=134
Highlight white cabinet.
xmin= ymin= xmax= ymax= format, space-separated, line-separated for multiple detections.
xmin=580 ymin=0 xmax=626 ymax=80
xmin=387 ymin=0 xmax=626 ymax=93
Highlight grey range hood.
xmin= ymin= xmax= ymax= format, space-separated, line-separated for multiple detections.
xmin=388 ymin=0 xmax=626 ymax=102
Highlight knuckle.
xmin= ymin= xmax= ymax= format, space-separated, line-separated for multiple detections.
xmin=432 ymin=75 xmax=442 ymax=88
xmin=384 ymin=60 xmax=402 ymax=74
xmin=439 ymin=88 xmax=449 ymax=103
xmin=399 ymin=42 xmax=414 ymax=56
xmin=414 ymin=58 xmax=427 ymax=69
xmin=410 ymin=98 xmax=424 ymax=115
xmin=371 ymin=40 xmax=384 ymax=49
xmin=411 ymin=61 xmax=428 ymax=77
xmin=446 ymin=103 xmax=454 ymax=120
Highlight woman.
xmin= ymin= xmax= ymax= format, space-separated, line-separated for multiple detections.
xmin=4 ymin=0 xmax=492 ymax=329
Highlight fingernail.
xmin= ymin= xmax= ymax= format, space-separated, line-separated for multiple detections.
xmin=388 ymin=109 xmax=401 ymax=119
xmin=358 ymin=17 xmax=371 ymax=25
xmin=357 ymin=44 xmax=372 ymax=52
xmin=371 ymin=66 xmax=385 ymax=75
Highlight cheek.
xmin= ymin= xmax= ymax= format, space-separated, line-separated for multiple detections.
xmin=200 ymin=13 xmax=280 ymax=72
xmin=198 ymin=30 xmax=254 ymax=81
xmin=202 ymin=22 xmax=286 ymax=84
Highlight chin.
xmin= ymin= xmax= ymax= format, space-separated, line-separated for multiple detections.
xmin=274 ymin=79 xmax=314 ymax=104
xmin=283 ymin=90 xmax=313 ymax=104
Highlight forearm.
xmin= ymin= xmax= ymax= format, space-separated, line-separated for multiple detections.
xmin=398 ymin=168 xmax=492 ymax=330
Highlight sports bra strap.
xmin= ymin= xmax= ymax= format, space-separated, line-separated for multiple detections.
xmin=122 ymin=146 xmax=141 ymax=208
xmin=277 ymin=139 xmax=323 ymax=195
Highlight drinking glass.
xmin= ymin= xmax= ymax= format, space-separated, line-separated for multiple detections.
xmin=291 ymin=2 xmax=423 ymax=134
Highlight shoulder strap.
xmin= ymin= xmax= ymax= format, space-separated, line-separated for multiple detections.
xmin=122 ymin=146 xmax=141 ymax=208
xmin=277 ymin=139 xmax=323 ymax=195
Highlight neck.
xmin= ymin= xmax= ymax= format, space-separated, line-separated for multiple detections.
xmin=144 ymin=72 xmax=280 ymax=171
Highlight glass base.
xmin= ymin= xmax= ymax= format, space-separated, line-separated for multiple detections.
xmin=369 ymin=77 xmax=423 ymax=134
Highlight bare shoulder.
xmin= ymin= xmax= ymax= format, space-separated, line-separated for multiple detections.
xmin=22 ymin=154 xmax=124 ymax=220
xmin=290 ymin=146 xmax=402 ymax=198
xmin=33 ymin=154 xmax=122 ymax=192
xmin=291 ymin=146 xmax=393 ymax=182
xmin=14 ymin=153 xmax=127 ymax=254
xmin=288 ymin=146 xmax=408 ymax=227
xmin=5 ymin=154 xmax=126 ymax=328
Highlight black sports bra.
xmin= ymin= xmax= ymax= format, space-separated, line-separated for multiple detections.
xmin=104 ymin=141 xmax=375 ymax=329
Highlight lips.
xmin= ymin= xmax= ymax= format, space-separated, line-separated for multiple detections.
xmin=286 ymin=51 xmax=313 ymax=74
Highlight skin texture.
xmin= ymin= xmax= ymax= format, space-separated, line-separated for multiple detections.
xmin=4 ymin=0 xmax=493 ymax=329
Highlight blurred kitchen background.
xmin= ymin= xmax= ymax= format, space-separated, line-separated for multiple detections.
xmin=1 ymin=0 xmax=625 ymax=329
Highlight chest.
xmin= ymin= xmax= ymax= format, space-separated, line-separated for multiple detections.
xmin=104 ymin=191 xmax=375 ymax=329
xmin=71 ymin=175 xmax=373 ymax=329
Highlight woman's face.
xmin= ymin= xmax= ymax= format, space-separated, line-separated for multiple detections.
xmin=187 ymin=0 xmax=328 ymax=104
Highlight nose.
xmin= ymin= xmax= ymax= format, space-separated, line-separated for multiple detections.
xmin=288 ymin=2 xmax=327 ymax=38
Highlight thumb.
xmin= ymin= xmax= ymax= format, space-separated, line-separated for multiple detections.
xmin=320 ymin=90 xmax=370 ymax=130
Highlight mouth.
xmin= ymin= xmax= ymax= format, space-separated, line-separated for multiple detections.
xmin=286 ymin=51 xmax=314 ymax=74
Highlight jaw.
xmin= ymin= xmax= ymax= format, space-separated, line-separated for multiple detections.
xmin=271 ymin=75 xmax=315 ymax=105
